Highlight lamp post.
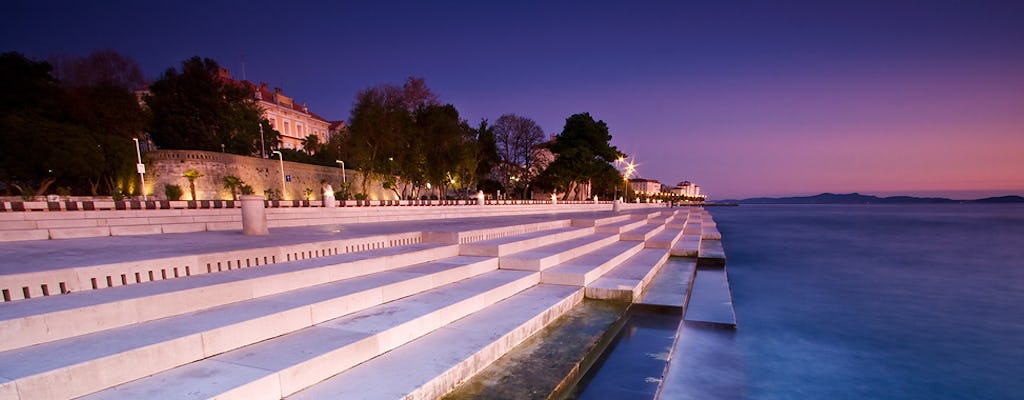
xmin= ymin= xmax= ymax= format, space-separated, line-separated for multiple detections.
xmin=132 ymin=138 xmax=147 ymax=201
xmin=272 ymin=150 xmax=285 ymax=199
xmin=335 ymin=160 xmax=346 ymax=184
xmin=259 ymin=124 xmax=266 ymax=158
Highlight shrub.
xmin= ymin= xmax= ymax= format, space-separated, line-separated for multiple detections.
xmin=164 ymin=184 xmax=184 ymax=200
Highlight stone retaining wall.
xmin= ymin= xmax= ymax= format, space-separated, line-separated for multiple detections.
xmin=146 ymin=150 xmax=391 ymax=201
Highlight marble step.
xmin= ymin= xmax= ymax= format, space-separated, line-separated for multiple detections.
xmin=701 ymin=226 xmax=722 ymax=240
xmin=697 ymin=239 xmax=726 ymax=265
xmin=0 ymin=256 xmax=496 ymax=400
xmin=670 ymin=234 xmax=701 ymax=257
xmin=595 ymin=218 xmax=648 ymax=234
xmin=498 ymin=233 xmax=620 ymax=271
xmin=621 ymin=222 xmax=666 ymax=241
xmin=636 ymin=257 xmax=697 ymax=309
xmin=645 ymin=227 xmax=683 ymax=249
xmin=0 ymin=242 xmax=458 ymax=353
xmin=570 ymin=214 xmax=631 ymax=227
xmin=459 ymin=226 xmax=593 ymax=257
xmin=79 ymin=269 xmax=541 ymax=400
xmin=586 ymin=248 xmax=671 ymax=302
xmin=287 ymin=284 xmax=583 ymax=400
xmin=541 ymin=240 xmax=646 ymax=286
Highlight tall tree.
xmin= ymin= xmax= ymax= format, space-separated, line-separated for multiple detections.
xmin=473 ymin=119 xmax=501 ymax=194
xmin=344 ymin=77 xmax=439 ymax=197
xmin=0 ymin=52 xmax=104 ymax=196
xmin=493 ymin=114 xmax=545 ymax=199
xmin=145 ymin=56 xmax=273 ymax=155
xmin=53 ymin=50 xmax=149 ymax=195
xmin=540 ymin=112 xmax=622 ymax=200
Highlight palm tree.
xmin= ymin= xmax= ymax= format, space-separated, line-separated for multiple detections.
xmin=222 ymin=175 xmax=243 ymax=200
xmin=302 ymin=134 xmax=321 ymax=155
xmin=182 ymin=169 xmax=204 ymax=200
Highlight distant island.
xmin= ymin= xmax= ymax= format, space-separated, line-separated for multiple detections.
xmin=720 ymin=193 xmax=1024 ymax=204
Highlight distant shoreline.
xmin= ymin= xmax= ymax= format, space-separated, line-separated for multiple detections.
xmin=717 ymin=192 xmax=1024 ymax=205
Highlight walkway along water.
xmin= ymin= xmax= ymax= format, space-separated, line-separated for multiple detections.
xmin=0 ymin=202 xmax=732 ymax=399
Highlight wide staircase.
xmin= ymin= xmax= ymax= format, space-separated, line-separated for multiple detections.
xmin=0 ymin=207 xmax=722 ymax=400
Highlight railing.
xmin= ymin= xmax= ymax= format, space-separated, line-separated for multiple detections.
xmin=0 ymin=198 xmax=620 ymax=212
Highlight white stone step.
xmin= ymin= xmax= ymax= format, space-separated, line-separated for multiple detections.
xmin=585 ymin=248 xmax=671 ymax=302
xmin=629 ymin=211 xmax=661 ymax=220
xmin=569 ymin=214 xmax=630 ymax=227
xmin=670 ymin=233 xmax=701 ymax=257
xmin=78 ymin=269 xmax=540 ymax=400
xmin=595 ymin=218 xmax=648 ymax=234
xmin=621 ymin=222 xmax=666 ymax=241
xmin=682 ymin=221 xmax=702 ymax=235
xmin=698 ymin=239 xmax=726 ymax=265
xmin=0 ymin=256 xmax=495 ymax=400
xmin=541 ymin=241 xmax=645 ymax=286
xmin=646 ymin=227 xmax=683 ymax=249
xmin=0 ymin=242 xmax=457 ymax=353
xmin=459 ymin=226 xmax=592 ymax=257
xmin=665 ymin=216 xmax=687 ymax=229
xmin=498 ymin=233 xmax=620 ymax=271
xmin=701 ymin=226 xmax=722 ymax=240
xmin=287 ymin=284 xmax=583 ymax=400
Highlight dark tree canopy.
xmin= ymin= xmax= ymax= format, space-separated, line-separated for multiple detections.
xmin=145 ymin=56 xmax=274 ymax=155
xmin=493 ymin=114 xmax=546 ymax=198
xmin=539 ymin=112 xmax=622 ymax=200
xmin=0 ymin=51 xmax=148 ymax=197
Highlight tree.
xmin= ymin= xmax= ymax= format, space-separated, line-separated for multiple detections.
xmin=344 ymin=77 xmax=437 ymax=197
xmin=493 ymin=114 xmax=546 ymax=199
xmin=415 ymin=104 xmax=476 ymax=198
xmin=146 ymin=57 xmax=274 ymax=155
xmin=183 ymin=169 xmax=203 ymax=200
xmin=474 ymin=119 xmax=500 ymax=194
xmin=539 ymin=113 xmax=622 ymax=200
xmin=301 ymin=134 xmax=321 ymax=155
xmin=223 ymin=175 xmax=243 ymax=200
xmin=0 ymin=52 xmax=101 ymax=196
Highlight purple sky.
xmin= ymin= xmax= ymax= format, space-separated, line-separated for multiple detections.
xmin=4 ymin=0 xmax=1023 ymax=199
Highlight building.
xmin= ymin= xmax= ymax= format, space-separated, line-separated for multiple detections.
xmin=670 ymin=180 xmax=704 ymax=199
xmin=244 ymin=82 xmax=331 ymax=152
xmin=629 ymin=178 xmax=662 ymax=196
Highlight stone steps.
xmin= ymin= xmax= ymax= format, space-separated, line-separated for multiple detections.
xmin=595 ymin=218 xmax=648 ymax=234
xmin=541 ymin=240 xmax=646 ymax=286
xmin=498 ymin=233 xmax=621 ymax=271
xmin=78 ymin=269 xmax=541 ymax=400
xmin=0 ymin=206 xmax=712 ymax=399
xmin=670 ymin=233 xmax=701 ymax=257
xmin=0 ymin=256 xmax=495 ymax=400
xmin=459 ymin=225 xmax=592 ymax=257
xmin=585 ymin=248 xmax=672 ymax=302
xmin=287 ymin=285 xmax=583 ymax=400
xmin=0 ymin=241 xmax=455 ymax=351
xmin=645 ymin=227 xmax=683 ymax=249
xmin=621 ymin=222 xmax=666 ymax=241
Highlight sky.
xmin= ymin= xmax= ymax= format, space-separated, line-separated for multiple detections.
xmin=3 ymin=0 xmax=1023 ymax=199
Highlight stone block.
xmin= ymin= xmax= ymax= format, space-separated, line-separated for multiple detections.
xmin=160 ymin=223 xmax=207 ymax=234
xmin=48 ymin=226 xmax=111 ymax=239
xmin=110 ymin=225 xmax=163 ymax=236
xmin=0 ymin=229 xmax=49 ymax=242
xmin=0 ymin=220 xmax=37 ymax=230
xmin=34 ymin=219 xmax=98 ymax=228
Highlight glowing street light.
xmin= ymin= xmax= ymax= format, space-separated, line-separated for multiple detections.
xmin=132 ymin=138 xmax=147 ymax=201
xmin=335 ymin=160 xmax=346 ymax=184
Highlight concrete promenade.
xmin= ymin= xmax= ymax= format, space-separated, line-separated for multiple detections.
xmin=0 ymin=202 xmax=727 ymax=399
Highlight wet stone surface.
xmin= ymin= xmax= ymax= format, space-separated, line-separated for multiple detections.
xmin=442 ymin=299 xmax=628 ymax=400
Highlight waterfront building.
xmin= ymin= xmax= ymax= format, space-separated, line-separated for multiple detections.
xmin=629 ymin=178 xmax=662 ymax=196
xmin=670 ymin=180 xmax=705 ymax=199
xmin=244 ymin=81 xmax=331 ymax=153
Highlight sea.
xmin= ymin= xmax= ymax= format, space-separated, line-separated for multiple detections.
xmin=662 ymin=204 xmax=1024 ymax=400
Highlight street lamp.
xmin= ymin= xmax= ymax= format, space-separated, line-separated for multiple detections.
xmin=132 ymin=138 xmax=147 ymax=201
xmin=272 ymin=150 xmax=285 ymax=199
xmin=259 ymin=123 xmax=266 ymax=159
xmin=335 ymin=160 xmax=346 ymax=184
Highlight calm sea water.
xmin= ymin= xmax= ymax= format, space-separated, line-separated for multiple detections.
xmin=665 ymin=204 xmax=1024 ymax=400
